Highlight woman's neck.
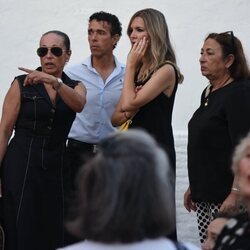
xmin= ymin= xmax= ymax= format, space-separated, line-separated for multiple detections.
xmin=210 ymin=74 xmax=233 ymax=92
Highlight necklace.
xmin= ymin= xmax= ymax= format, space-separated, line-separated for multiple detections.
xmin=204 ymin=75 xmax=231 ymax=107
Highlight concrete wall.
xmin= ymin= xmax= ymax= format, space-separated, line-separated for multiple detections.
xmin=1 ymin=0 xmax=250 ymax=132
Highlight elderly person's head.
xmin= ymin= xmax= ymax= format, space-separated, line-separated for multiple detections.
xmin=66 ymin=129 xmax=175 ymax=243
xmin=200 ymin=31 xmax=250 ymax=83
xmin=231 ymin=134 xmax=250 ymax=203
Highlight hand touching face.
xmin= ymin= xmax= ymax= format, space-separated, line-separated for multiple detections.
xmin=128 ymin=17 xmax=149 ymax=46
xmin=127 ymin=17 xmax=149 ymax=67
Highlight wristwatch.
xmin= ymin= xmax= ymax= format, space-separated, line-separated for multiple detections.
xmin=53 ymin=78 xmax=63 ymax=91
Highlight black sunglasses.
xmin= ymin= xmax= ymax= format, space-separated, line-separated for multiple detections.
xmin=37 ymin=47 xmax=64 ymax=57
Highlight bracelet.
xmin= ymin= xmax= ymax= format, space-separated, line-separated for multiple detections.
xmin=53 ymin=78 xmax=63 ymax=91
xmin=231 ymin=187 xmax=240 ymax=192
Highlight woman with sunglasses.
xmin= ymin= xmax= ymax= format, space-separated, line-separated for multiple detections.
xmin=184 ymin=31 xmax=250 ymax=244
xmin=0 ymin=30 xmax=86 ymax=250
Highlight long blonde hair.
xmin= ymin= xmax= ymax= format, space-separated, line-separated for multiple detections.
xmin=127 ymin=8 xmax=182 ymax=82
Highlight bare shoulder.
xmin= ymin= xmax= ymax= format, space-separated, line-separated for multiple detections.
xmin=153 ymin=64 xmax=176 ymax=97
xmin=7 ymin=79 xmax=20 ymax=96
xmin=154 ymin=63 xmax=176 ymax=81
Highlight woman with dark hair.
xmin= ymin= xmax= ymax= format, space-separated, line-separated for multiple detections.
xmin=0 ymin=30 xmax=86 ymax=250
xmin=59 ymin=129 xmax=199 ymax=250
xmin=184 ymin=31 xmax=250 ymax=244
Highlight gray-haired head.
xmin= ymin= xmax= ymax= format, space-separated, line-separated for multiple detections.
xmin=67 ymin=129 xmax=175 ymax=242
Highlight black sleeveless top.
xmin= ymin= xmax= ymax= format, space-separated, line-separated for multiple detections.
xmin=130 ymin=62 xmax=179 ymax=170
xmin=15 ymin=69 xmax=78 ymax=145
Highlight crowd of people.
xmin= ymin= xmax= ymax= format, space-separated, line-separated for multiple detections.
xmin=0 ymin=7 xmax=250 ymax=250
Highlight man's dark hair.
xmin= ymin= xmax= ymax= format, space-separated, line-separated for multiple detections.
xmin=89 ymin=11 xmax=122 ymax=37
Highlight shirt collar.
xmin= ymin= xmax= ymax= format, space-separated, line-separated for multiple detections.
xmin=81 ymin=55 xmax=125 ymax=72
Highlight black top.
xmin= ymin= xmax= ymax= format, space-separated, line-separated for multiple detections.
xmin=188 ymin=79 xmax=250 ymax=203
xmin=130 ymin=62 xmax=178 ymax=170
xmin=214 ymin=212 xmax=250 ymax=250
xmin=15 ymin=69 xmax=78 ymax=144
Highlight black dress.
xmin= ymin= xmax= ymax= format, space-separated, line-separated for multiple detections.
xmin=130 ymin=62 xmax=179 ymax=241
xmin=1 ymin=70 xmax=78 ymax=250
xmin=130 ymin=63 xmax=178 ymax=171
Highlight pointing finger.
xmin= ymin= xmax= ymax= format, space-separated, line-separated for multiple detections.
xmin=18 ymin=67 xmax=34 ymax=74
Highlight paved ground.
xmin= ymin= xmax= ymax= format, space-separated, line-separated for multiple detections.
xmin=175 ymin=133 xmax=200 ymax=247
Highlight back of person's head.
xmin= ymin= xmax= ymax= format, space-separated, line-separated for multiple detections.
xmin=89 ymin=11 xmax=122 ymax=37
xmin=127 ymin=8 xmax=176 ymax=65
xmin=205 ymin=32 xmax=250 ymax=80
xmin=66 ymin=129 xmax=175 ymax=243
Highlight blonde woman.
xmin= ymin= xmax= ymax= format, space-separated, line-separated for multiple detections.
xmin=112 ymin=7 xmax=183 ymax=175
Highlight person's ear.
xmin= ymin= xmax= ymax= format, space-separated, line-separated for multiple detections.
xmin=225 ymin=54 xmax=235 ymax=69
xmin=112 ymin=34 xmax=120 ymax=48
xmin=66 ymin=50 xmax=72 ymax=62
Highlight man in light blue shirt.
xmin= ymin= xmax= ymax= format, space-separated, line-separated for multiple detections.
xmin=65 ymin=11 xmax=125 ymax=188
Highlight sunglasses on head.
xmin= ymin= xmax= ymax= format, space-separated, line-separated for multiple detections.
xmin=37 ymin=47 xmax=64 ymax=57
xmin=220 ymin=30 xmax=235 ymax=54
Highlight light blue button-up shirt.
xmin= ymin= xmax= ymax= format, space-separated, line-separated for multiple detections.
xmin=65 ymin=56 xmax=125 ymax=144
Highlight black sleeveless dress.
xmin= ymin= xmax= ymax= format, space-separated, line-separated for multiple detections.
xmin=130 ymin=63 xmax=179 ymax=241
xmin=1 ymin=70 xmax=78 ymax=250
xmin=130 ymin=64 xmax=178 ymax=172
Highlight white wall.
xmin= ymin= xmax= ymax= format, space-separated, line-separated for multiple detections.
xmin=1 ymin=0 xmax=250 ymax=132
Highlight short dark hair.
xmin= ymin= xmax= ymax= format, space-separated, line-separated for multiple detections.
xmin=205 ymin=32 xmax=250 ymax=80
xmin=66 ymin=129 xmax=175 ymax=243
xmin=42 ymin=30 xmax=71 ymax=51
xmin=89 ymin=11 xmax=122 ymax=37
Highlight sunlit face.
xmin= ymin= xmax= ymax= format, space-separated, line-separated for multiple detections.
xmin=88 ymin=20 xmax=118 ymax=58
xmin=202 ymin=218 xmax=228 ymax=250
xmin=238 ymin=146 xmax=250 ymax=199
xmin=39 ymin=33 xmax=70 ymax=77
xmin=199 ymin=38 xmax=228 ymax=81
xmin=128 ymin=17 xmax=150 ymax=46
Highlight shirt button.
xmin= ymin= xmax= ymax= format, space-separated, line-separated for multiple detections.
xmin=51 ymin=108 xmax=55 ymax=113
xmin=47 ymin=126 xmax=52 ymax=130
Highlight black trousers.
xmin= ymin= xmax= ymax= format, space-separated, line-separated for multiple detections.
xmin=64 ymin=139 xmax=98 ymax=246
xmin=66 ymin=138 xmax=97 ymax=189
